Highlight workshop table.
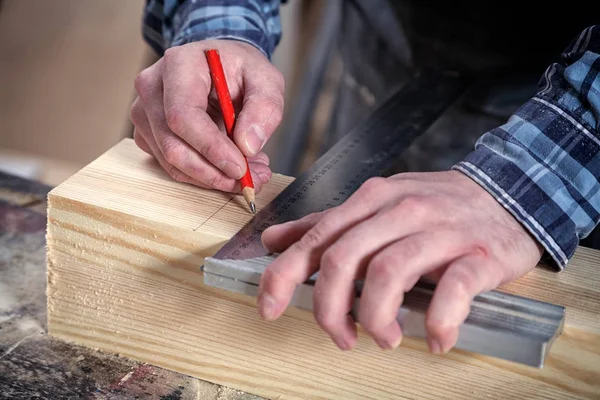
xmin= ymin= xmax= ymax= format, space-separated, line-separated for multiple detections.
xmin=0 ymin=171 xmax=263 ymax=400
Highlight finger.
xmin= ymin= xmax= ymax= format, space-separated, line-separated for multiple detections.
xmin=425 ymin=254 xmax=502 ymax=354
xmin=310 ymin=192 xmax=447 ymax=349
xmin=248 ymin=161 xmax=272 ymax=186
xmin=257 ymin=177 xmax=394 ymax=322
xmin=133 ymin=128 xmax=152 ymax=155
xmin=234 ymin=65 xmax=285 ymax=157
xmin=131 ymin=99 xmax=152 ymax=155
xmin=311 ymin=195 xmax=439 ymax=349
xmin=249 ymin=152 xmax=270 ymax=166
xmin=160 ymin=47 xmax=248 ymax=178
xmin=136 ymin=63 xmax=245 ymax=191
xmin=357 ymin=230 xmax=469 ymax=350
xmin=261 ymin=211 xmax=330 ymax=253
xmin=131 ymin=99 xmax=236 ymax=191
xmin=131 ymin=97 xmax=189 ymax=182
xmin=134 ymin=126 xmax=199 ymax=187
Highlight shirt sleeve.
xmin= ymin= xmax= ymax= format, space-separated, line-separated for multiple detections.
xmin=141 ymin=0 xmax=283 ymax=60
xmin=453 ymin=25 xmax=600 ymax=270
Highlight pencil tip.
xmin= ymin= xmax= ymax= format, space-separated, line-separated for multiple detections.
xmin=250 ymin=202 xmax=256 ymax=214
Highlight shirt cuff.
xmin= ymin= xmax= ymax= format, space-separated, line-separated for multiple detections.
xmin=167 ymin=2 xmax=282 ymax=60
xmin=453 ymin=85 xmax=600 ymax=270
xmin=453 ymin=158 xmax=569 ymax=271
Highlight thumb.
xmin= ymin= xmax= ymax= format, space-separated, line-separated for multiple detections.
xmin=234 ymin=66 xmax=285 ymax=157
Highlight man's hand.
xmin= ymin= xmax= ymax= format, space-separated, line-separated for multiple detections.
xmin=257 ymin=171 xmax=543 ymax=354
xmin=130 ymin=40 xmax=285 ymax=193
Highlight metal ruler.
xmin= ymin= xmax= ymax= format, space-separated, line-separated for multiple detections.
xmin=204 ymin=70 xmax=565 ymax=367
xmin=203 ymin=255 xmax=564 ymax=368
xmin=213 ymin=70 xmax=470 ymax=260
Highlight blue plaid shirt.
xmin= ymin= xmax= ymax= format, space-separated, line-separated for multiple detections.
xmin=142 ymin=1 xmax=600 ymax=271
xmin=142 ymin=0 xmax=283 ymax=59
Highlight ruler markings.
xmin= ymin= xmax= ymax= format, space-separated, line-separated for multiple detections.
xmin=215 ymin=71 xmax=470 ymax=260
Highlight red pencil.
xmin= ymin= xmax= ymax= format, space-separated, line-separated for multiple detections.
xmin=204 ymin=49 xmax=256 ymax=214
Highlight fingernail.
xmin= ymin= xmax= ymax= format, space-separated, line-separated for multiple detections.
xmin=246 ymin=125 xmax=266 ymax=155
xmin=254 ymin=157 xmax=270 ymax=166
xmin=375 ymin=336 xmax=401 ymax=350
xmin=259 ymin=173 xmax=271 ymax=183
xmin=428 ymin=338 xmax=442 ymax=354
xmin=258 ymin=293 xmax=277 ymax=321
xmin=218 ymin=160 xmax=243 ymax=179
xmin=390 ymin=335 xmax=402 ymax=349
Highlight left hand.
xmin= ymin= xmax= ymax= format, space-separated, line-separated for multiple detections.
xmin=257 ymin=171 xmax=543 ymax=354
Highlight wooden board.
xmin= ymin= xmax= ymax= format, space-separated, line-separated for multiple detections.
xmin=46 ymin=138 xmax=600 ymax=400
xmin=0 ymin=170 xmax=266 ymax=400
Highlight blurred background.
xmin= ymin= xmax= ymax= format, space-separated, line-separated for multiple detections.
xmin=0 ymin=0 xmax=334 ymax=186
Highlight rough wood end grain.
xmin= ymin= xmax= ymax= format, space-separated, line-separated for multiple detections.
xmin=46 ymin=138 xmax=600 ymax=399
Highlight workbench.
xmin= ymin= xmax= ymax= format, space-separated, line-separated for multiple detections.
xmin=3 ymin=146 xmax=600 ymax=399
xmin=0 ymin=171 xmax=264 ymax=400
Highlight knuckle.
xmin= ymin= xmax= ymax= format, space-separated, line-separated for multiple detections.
xmin=392 ymin=238 xmax=422 ymax=264
xmin=163 ymin=46 xmax=180 ymax=64
xmin=133 ymin=68 xmax=153 ymax=99
xmin=197 ymin=138 xmax=220 ymax=161
xmin=321 ymin=247 xmax=346 ymax=274
xmin=445 ymin=264 xmax=478 ymax=295
xmin=296 ymin=215 xmax=333 ymax=251
xmin=314 ymin=310 xmax=337 ymax=333
xmin=161 ymin=139 xmax=186 ymax=166
xmin=425 ymin=317 xmax=444 ymax=337
xmin=297 ymin=229 xmax=323 ymax=252
xmin=166 ymin=165 xmax=185 ymax=183
xmin=129 ymin=101 xmax=143 ymax=126
xmin=133 ymin=129 xmax=147 ymax=147
xmin=202 ymin=170 xmax=226 ymax=190
xmin=368 ymin=255 xmax=398 ymax=284
xmin=396 ymin=196 xmax=428 ymax=219
xmin=295 ymin=213 xmax=337 ymax=251
xmin=359 ymin=177 xmax=388 ymax=197
xmin=165 ymin=106 xmax=186 ymax=134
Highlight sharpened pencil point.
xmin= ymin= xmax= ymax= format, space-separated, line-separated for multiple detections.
xmin=242 ymin=187 xmax=256 ymax=214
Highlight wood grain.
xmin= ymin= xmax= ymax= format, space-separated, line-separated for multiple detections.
xmin=47 ymin=139 xmax=600 ymax=399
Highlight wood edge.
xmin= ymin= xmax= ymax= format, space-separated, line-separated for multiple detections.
xmin=46 ymin=138 xmax=134 ymax=197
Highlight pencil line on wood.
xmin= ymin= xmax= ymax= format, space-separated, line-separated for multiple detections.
xmin=194 ymin=194 xmax=236 ymax=231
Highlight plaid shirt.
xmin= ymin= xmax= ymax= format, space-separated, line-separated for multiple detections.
xmin=142 ymin=1 xmax=599 ymax=270
xmin=142 ymin=0 xmax=283 ymax=59
xmin=454 ymin=26 xmax=600 ymax=269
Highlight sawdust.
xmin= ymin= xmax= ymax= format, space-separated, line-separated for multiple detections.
xmin=193 ymin=379 xmax=219 ymax=399
xmin=216 ymin=386 xmax=264 ymax=400
xmin=191 ymin=380 xmax=267 ymax=400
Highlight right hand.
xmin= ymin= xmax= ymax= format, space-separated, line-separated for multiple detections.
xmin=130 ymin=39 xmax=285 ymax=193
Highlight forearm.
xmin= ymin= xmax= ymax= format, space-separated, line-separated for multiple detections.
xmin=142 ymin=0 xmax=283 ymax=59
xmin=454 ymin=25 xmax=600 ymax=270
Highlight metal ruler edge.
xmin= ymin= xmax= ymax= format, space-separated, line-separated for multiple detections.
xmin=203 ymin=255 xmax=565 ymax=368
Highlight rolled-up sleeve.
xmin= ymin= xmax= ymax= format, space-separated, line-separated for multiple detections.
xmin=453 ymin=25 xmax=600 ymax=270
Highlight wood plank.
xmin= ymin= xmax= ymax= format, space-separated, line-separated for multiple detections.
xmin=46 ymin=138 xmax=600 ymax=399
